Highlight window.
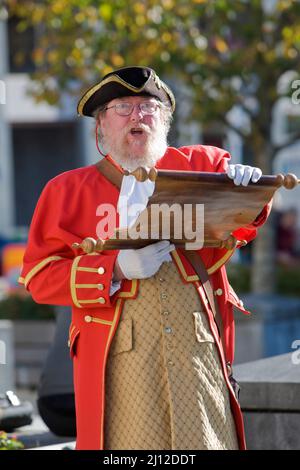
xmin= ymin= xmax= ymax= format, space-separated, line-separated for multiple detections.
xmin=8 ymin=16 xmax=35 ymax=73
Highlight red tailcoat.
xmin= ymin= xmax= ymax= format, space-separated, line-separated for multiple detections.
xmin=19 ymin=146 xmax=271 ymax=450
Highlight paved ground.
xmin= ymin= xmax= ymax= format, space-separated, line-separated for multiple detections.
xmin=5 ymin=388 xmax=75 ymax=450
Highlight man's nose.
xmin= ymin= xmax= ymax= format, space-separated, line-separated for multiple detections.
xmin=130 ymin=104 xmax=144 ymax=121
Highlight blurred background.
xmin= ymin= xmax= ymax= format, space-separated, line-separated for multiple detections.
xmin=0 ymin=0 xmax=300 ymax=450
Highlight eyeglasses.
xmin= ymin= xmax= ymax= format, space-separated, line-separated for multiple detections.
xmin=104 ymin=101 xmax=160 ymax=116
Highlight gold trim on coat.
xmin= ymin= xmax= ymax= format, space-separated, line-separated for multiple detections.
xmin=171 ymin=251 xmax=199 ymax=282
xmin=21 ymin=256 xmax=63 ymax=288
xmin=117 ymin=279 xmax=138 ymax=298
xmin=207 ymin=249 xmax=235 ymax=275
xmin=68 ymin=325 xmax=76 ymax=347
xmin=69 ymin=328 xmax=80 ymax=355
xmin=77 ymin=298 xmax=105 ymax=305
xmin=76 ymin=266 xmax=100 ymax=273
xmin=70 ymin=256 xmax=83 ymax=308
xmin=75 ymin=284 xmax=104 ymax=288
xmin=84 ymin=317 xmax=113 ymax=326
xmin=100 ymin=298 xmax=123 ymax=449
xmin=172 ymin=248 xmax=235 ymax=279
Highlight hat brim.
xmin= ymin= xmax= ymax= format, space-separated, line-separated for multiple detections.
xmin=77 ymin=71 xmax=175 ymax=117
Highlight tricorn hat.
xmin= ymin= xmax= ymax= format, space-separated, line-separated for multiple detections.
xmin=77 ymin=66 xmax=176 ymax=117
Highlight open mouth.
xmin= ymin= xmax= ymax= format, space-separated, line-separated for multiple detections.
xmin=130 ymin=128 xmax=144 ymax=135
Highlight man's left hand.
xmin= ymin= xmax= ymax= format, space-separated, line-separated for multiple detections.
xmin=226 ymin=164 xmax=262 ymax=186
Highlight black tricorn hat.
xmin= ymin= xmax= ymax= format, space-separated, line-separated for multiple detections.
xmin=77 ymin=66 xmax=176 ymax=117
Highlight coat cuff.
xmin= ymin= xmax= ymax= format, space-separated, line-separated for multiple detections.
xmin=70 ymin=253 xmax=118 ymax=308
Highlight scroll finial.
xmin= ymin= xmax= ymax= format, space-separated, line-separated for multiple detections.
xmin=124 ymin=167 xmax=157 ymax=182
xmin=221 ymin=235 xmax=246 ymax=250
xmin=276 ymin=173 xmax=299 ymax=190
xmin=148 ymin=167 xmax=158 ymax=182
xmin=72 ymin=237 xmax=105 ymax=253
xmin=283 ymin=173 xmax=299 ymax=190
xmin=223 ymin=236 xmax=236 ymax=250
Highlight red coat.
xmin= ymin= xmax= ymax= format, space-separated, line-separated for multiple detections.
xmin=19 ymin=145 xmax=271 ymax=450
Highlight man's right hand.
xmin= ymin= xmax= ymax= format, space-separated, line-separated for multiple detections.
xmin=115 ymin=240 xmax=175 ymax=280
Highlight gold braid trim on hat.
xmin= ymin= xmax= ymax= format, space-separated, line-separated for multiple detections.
xmin=77 ymin=71 xmax=175 ymax=116
xmin=160 ymin=81 xmax=175 ymax=110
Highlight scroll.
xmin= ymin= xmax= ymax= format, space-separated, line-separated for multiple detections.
xmin=73 ymin=169 xmax=300 ymax=253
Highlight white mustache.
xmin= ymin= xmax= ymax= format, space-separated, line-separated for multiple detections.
xmin=123 ymin=123 xmax=152 ymax=136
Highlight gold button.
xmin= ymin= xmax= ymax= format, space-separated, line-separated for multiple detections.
xmin=84 ymin=315 xmax=92 ymax=323
xmin=98 ymin=283 xmax=104 ymax=290
xmin=98 ymin=297 xmax=106 ymax=304
xmin=226 ymin=362 xmax=233 ymax=376
xmin=214 ymin=288 xmax=223 ymax=296
xmin=98 ymin=267 xmax=105 ymax=275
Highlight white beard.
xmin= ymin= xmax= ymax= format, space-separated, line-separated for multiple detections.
xmin=100 ymin=123 xmax=168 ymax=171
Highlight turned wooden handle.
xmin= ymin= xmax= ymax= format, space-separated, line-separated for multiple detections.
xmin=123 ymin=167 xmax=157 ymax=182
xmin=72 ymin=237 xmax=105 ymax=253
xmin=70 ymin=170 xmax=299 ymax=254
xmin=275 ymin=173 xmax=300 ymax=190
xmin=122 ymin=168 xmax=300 ymax=188
xmin=72 ymin=235 xmax=247 ymax=252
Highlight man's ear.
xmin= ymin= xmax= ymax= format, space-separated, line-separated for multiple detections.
xmin=97 ymin=113 xmax=103 ymax=129
xmin=95 ymin=119 xmax=107 ymax=157
xmin=99 ymin=111 xmax=109 ymax=135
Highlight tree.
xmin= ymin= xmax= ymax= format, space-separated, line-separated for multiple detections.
xmin=6 ymin=0 xmax=300 ymax=293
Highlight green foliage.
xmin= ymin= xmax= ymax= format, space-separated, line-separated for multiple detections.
xmin=228 ymin=262 xmax=300 ymax=297
xmin=277 ymin=265 xmax=300 ymax=297
xmin=0 ymin=295 xmax=55 ymax=320
xmin=0 ymin=431 xmax=24 ymax=450
xmin=5 ymin=0 xmax=300 ymax=294
xmin=5 ymin=0 xmax=300 ymax=172
xmin=227 ymin=262 xmax=251 ymax=294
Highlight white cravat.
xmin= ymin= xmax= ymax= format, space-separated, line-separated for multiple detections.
xmin=118 ymin=174 xmax=155 ymax=229
xmin=110 ymin=174 xmax=155 ymax=295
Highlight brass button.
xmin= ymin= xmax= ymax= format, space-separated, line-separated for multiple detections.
xmin=98 ymin=297 xmax=106 ymax=304
xmin=167 ymin=360 xmax=174 ymax=366
xmin=163 ymin=310 xmax=169 ymax=316
xmin=98 ymin=267 xmax=105 ymax=275
xmin=84 ymin=315 xmax=92 ymax=323
xmin=214 ymin=288 xmax=223 ymax=296
xmin=226 ymin=362 xmax=233 ymax=376
xmin=161 ymin=293 xmax=168 ymax=300
xmin=97 ymin=283 xmax=105 ymax=290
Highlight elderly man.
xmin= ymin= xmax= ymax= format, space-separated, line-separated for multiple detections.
xmin=19 ymin=66 xmax=270 ymax=451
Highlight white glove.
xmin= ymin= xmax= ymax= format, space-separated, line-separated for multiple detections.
xmin=117 ymin=240 xmax=175 ymax=280
xmin=227 ymin=164 xmax=262 ymax=186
